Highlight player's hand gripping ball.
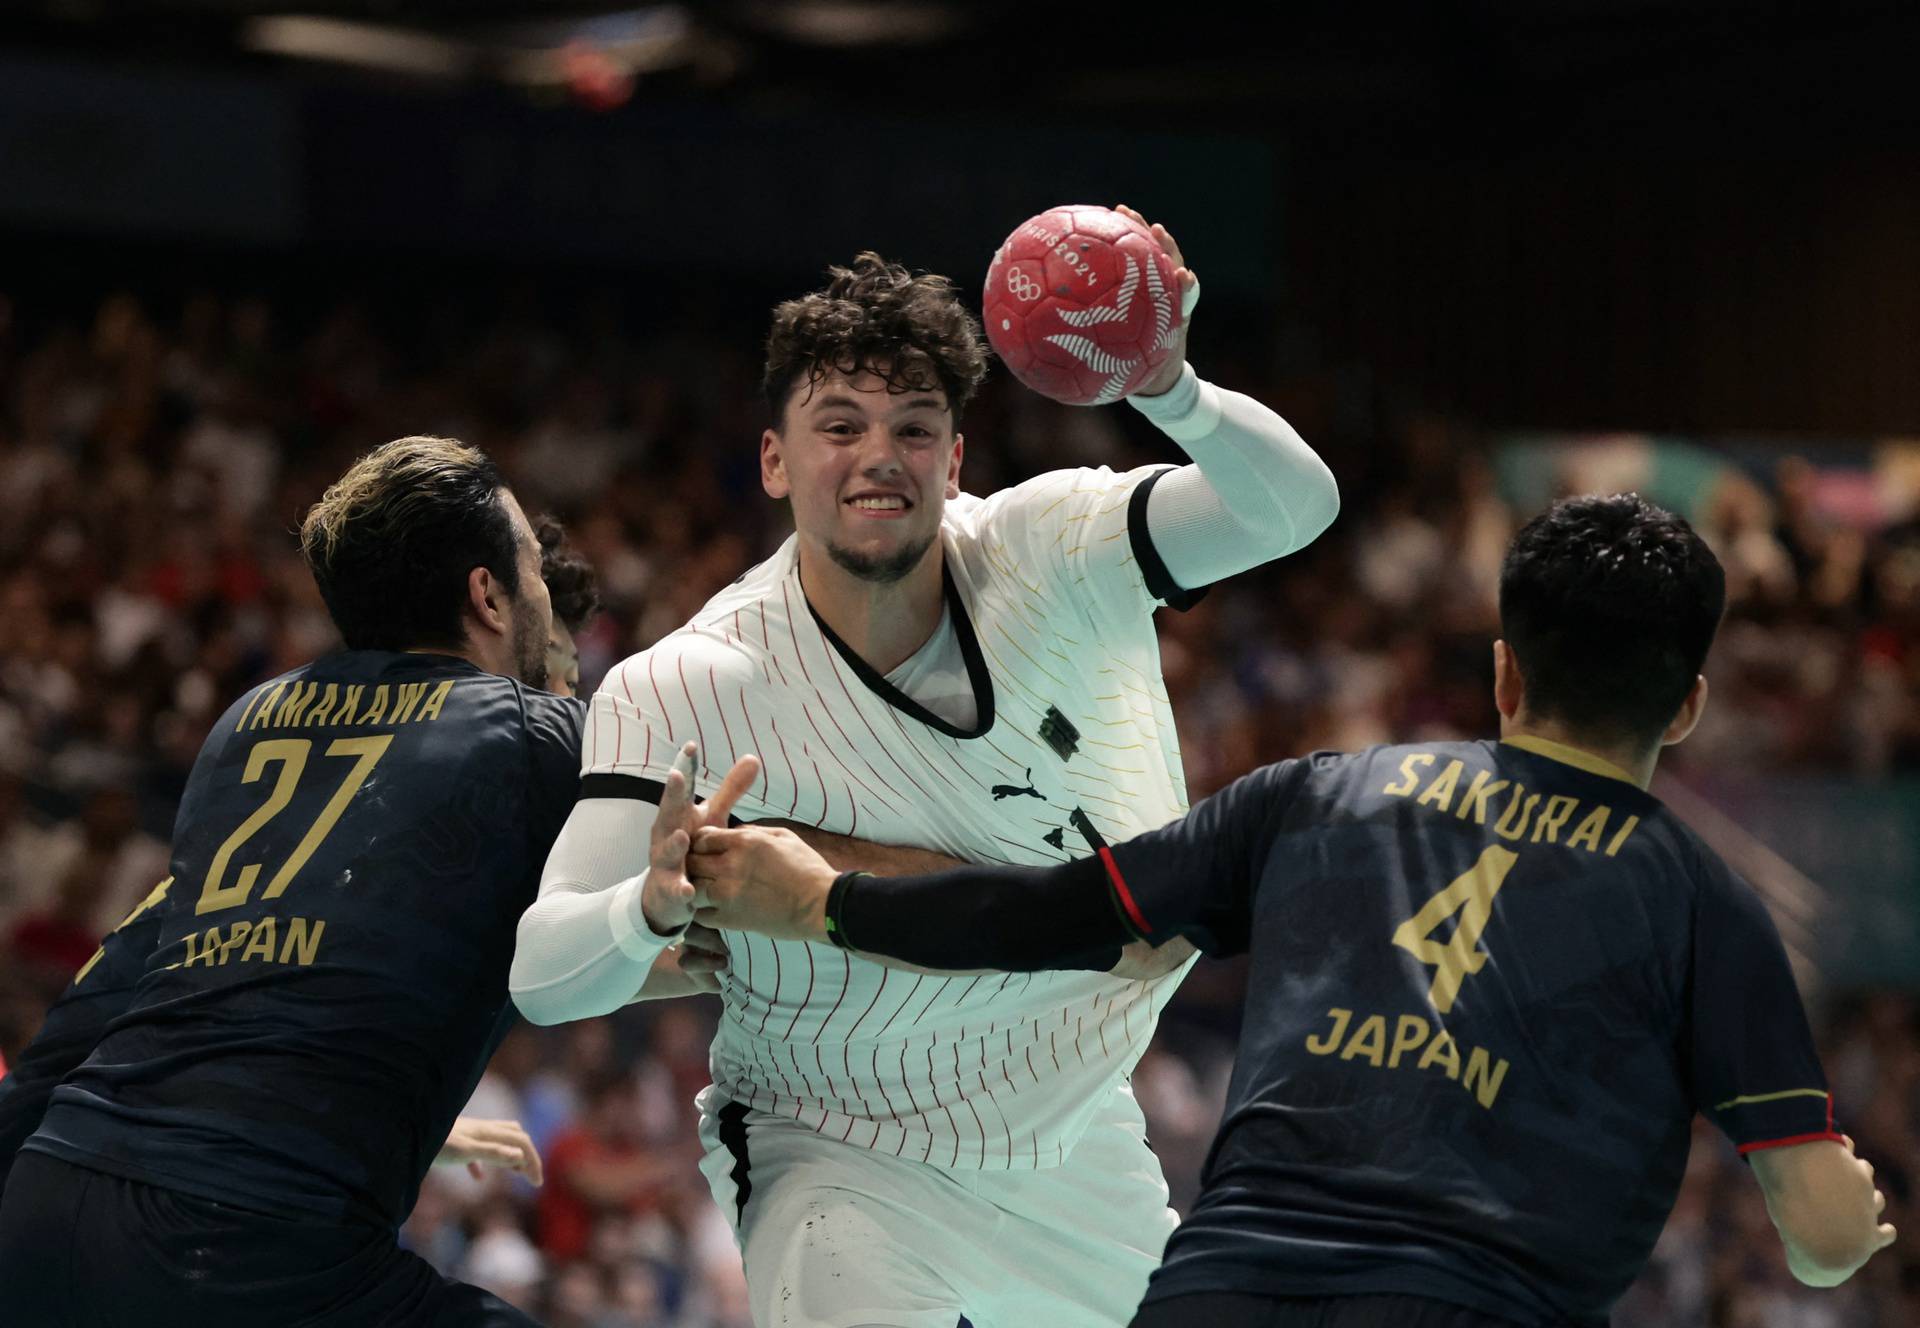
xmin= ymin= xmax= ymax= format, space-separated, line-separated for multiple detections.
xmin=984 ymin=204 xmax=1185 ymax=406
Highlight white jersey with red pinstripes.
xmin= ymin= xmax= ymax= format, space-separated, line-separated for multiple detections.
xmin=582 ymin=464 xmax=1198 ymax=1170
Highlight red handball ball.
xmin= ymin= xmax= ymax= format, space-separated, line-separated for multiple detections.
xmin=983 ymin=205 xmax=1183 ymax=406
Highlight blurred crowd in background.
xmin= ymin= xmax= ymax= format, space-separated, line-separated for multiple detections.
xmin=0 ymin=285 xmax=1916 ymax=1326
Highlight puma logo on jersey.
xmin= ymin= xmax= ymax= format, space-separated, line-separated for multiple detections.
xmin=992 ymin=769 xmax=1047 ymax=802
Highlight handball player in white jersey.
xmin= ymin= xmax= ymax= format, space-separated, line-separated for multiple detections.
xmin=508 ymin=209 xmax=1340 ymax=1328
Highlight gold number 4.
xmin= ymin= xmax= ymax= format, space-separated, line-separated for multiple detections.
xmin=196 ymin=735 xmax=393 ymax=916
xmin=1391 ymin=844 xmax=1519 ymax=1013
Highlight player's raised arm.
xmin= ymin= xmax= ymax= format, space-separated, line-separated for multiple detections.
xmin=508 ymin=743 xmax=758 ymax=1025
xmin=1117 ymin=207 xmax=1337 ymax=591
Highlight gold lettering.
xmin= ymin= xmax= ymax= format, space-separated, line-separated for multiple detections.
xmin=1454 ymin=772 xmax=1510 ymax=825
xmin=1415 ymin=761 xmax=1464 ymax=813
xmin=1387 ymin=1014 xmax=1430 ymax=1068
xmin=241 ymin=918 xmax=279 ymax=963
xmin=1605 ymin=815 xmax=1641 ymax=857
xmin=186 ymin=927 xmax=222 ymax=967
xmin=1340 ymin=1014 xmax=1388 ymax=1067
xmin=389 ymin=682 xmax=428 ymax=724
xmin=1383 ymin=753 xmax=1434 ymax=798
xmin=339 ymin=685 xmax=365 ymax=726
xmin=1417 ymin=1029 xmax=1462 ymax=1080
xmin=1530 ymin=794 xmax=1580 ymax=844
xmin=247 ymin=682 xmax=288 ymax=731
xmin=1493 ymin=788 xmax=1540 ymax=841
xmin=233 ymin=686 xmax=267 ymax=733
xmin=304 ymin=683 xmax=340 ymax=727
xmin=274 ymin=682 xmax=319 ymax=729
xmin=1565 ymin=806 xmax=1610 ymax=853
xmin=415 ymin=680 xmax=454 ymax=722
xmin=1464 ymin=1047 xmax=1511 ymax=1109
xmin=357 ymin=685 xmax=389 ymax=727
xmin=217 ymin=921 xmax=253 ymax=965
xmin=282 ymin=917 xmax=325 ymax=966
xmin=1305 ymin=1008 xmax=1352 ymax=1055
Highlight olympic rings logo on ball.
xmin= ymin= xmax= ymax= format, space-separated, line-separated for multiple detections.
xmin=1005 ymin=267 xmax=1042 ymax=302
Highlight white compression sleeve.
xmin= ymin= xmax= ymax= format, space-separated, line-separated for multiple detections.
xmin=1128 ymin=364 xmax=1340 ymax=590
xmin=509 ymin=796 xmax=679 ymax=1025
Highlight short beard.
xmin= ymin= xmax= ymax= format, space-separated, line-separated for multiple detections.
xmin=512 ymin=603 xmax=551 ymax=689
xmin=826 ymin=533 xmax=935 ymax=585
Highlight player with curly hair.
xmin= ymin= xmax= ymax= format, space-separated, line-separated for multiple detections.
xmin=536 ymin=515 xmax=602 ymax=698
xmin=508 ymin=214 xmax=1341 ymax=1327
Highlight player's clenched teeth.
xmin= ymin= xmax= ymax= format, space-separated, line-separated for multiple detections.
xmin=846 ymin=495 xmax=910 ymax=510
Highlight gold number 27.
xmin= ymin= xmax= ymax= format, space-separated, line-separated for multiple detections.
xmin=196 ymin=735 xmax=393 ymax=915
xmin=1391 ymin=843 xmax=1519 ymax=1013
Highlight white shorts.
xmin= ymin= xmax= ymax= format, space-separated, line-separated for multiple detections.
xmin=697 ymin=1084 xmax=1178 ymax=1328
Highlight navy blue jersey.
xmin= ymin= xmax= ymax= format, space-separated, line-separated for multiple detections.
xmin=1102 ymin=737 xmax=1837 ymax=1327
xmin=0 ymin=653 xmax=582 ymax=1229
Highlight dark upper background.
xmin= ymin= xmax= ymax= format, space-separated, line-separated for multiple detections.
xmin=4 ymin=0 xmax=1920 ymax=434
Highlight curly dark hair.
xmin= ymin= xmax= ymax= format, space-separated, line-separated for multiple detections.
xmin=1500 ymin=493 xmax=1725 ymax=747
xmin=763 ymin=251 xmax=990 ymax=426
xmin=535 ymin=515 xmax=601 ymax=633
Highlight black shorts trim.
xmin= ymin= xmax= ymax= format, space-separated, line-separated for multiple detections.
xmin=718 ymin=1100 xmax=753 ymax=1224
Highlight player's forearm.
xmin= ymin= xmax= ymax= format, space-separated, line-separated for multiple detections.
xmin=1752 ymin=1140 xmax=1894 ymax=1286
xmin=756 ymin=824 xmax=996 ymax=973
xmin=512 ymin=797 xmax=685 ymax=1023
xmin=756 ymin=820 xmax=965 ymax=877
xmin=510 ymin=878 xmax=678 ymax=1024
xmin=1133 ymin=365 xmax=1339 ymax=584
xmin=833 ymin=855 xmax=1131 ymax=971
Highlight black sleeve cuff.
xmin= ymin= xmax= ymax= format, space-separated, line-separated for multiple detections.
xmin=578 ymin=772 xmax=742 ymax=826
xmin=1128 ymin=466 xmax=1209 ymax=612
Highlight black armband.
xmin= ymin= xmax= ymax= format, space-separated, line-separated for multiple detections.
xmin=831 ymin=855 xmax=1129 ymax=972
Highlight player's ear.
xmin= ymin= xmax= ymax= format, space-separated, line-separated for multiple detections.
xmin=468 ymin=565 xmax=510 ymax=639
xmin=946 ymin=433 xmax=964 ymax=500
xmin=1660 ymin=675 xmax=1709 ymax=747
xmin=1492 ymin=639 xmax=1523 ymax=720
xmin=761 ymin=428 xmax=790 ymax=500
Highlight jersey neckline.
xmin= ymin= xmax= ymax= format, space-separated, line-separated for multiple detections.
xmin=801 ymin=560 xmax=998 ymax=740
xmin=1500 ymin=734 xmax=1644 ymax=788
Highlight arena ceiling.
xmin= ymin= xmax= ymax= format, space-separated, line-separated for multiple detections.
xmin=7 ymin=0 xmax=1918 ymax=144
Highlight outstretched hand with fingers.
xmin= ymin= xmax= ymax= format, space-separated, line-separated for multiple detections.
xmin=642 ymin=741 xmax=762 ymax=935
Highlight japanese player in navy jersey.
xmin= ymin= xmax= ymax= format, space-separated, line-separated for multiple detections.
xmin=0 ymin=437 xmax=583 ymax=1327
xmin=690 ymin=494 xmax=1896 ymax=1328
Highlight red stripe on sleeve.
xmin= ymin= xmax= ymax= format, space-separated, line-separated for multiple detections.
xmin=1734 ymin=1092 xmax=1841 ymax=1155
xmin=1097 ymin=845 xmax=1152 ymax=937
xmin=1738 ymin=1131 xmax=1847 ymax=1155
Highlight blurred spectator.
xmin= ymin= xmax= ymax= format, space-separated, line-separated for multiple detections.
xmin=537 ymin=1071 xmax=681 ymax=1265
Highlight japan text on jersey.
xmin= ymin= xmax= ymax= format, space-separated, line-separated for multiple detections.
xmin=0 ymin=653 xmax=583 ymax=1228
